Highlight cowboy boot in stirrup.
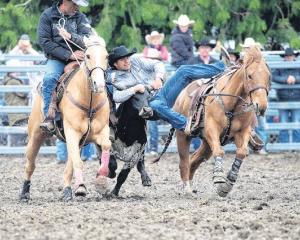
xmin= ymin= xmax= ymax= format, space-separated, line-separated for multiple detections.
xmin=40 ymin=117 xmax=55 ymax=134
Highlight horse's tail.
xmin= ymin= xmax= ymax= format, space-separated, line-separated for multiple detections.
xmin=152 ymin=127 xmax=175 ymax=163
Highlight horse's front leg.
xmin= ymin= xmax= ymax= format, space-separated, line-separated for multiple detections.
xmin=204 ymin=121 xmax=226 ymax=185
xmin=20 ymin=124 xmax=45 ymax=201
xmin=64 ymin=125 xmax=86 ymax=197
xmin=176 ymin=130 xmax=193 ymax=193
xmin=216 ymin=127 xmax=251 ymax=198
xmin=137 ymin=156 xmax=151 ymax=187
xmin=95 ymin=124 xmax=111 ymax=194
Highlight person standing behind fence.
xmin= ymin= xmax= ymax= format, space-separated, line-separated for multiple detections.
xmin=143 ymin=31 xmax=169 ymax=156
xmin=272 ymin=48 xmax=300 ymax=143
xmin=37 ymin=0 xmax=91 ymax=133
xmin=170 ymin=15 xmax=195 ymax=68
xmin=188 ymin=38 xmax=217 ymax=65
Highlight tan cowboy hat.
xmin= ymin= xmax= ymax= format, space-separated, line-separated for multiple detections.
xmin=145 ymin=31 xmax=165 ymax=45
xmin=240 ymin=37 xmax=257 ymax=48
xmin=173 ymin=15 xmax=195 ymax=26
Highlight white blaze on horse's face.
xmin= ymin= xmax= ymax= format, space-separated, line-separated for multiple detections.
xmin=243 ymin=47 xmax=271 ymax=116
xmin=83 ymin=35 xmax=108 ymax=93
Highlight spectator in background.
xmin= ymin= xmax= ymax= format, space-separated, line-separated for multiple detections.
xmin=227 ymin=48 xmax=240 ymax=64
xmin=273 ymin=48 xmax=300 ymax=143
xmin=56 ymin=139 xmax=98 ymax=164
xmin=10 ymin=34 xmax=39 ymax=56
xmin=143 ymin=30 xmax=169 ymax=156
xmin=170 ymin=15 xmax=195 ymax=68
xmin=143 ymin=31 xmax=169 ymax=61
xmin=188 ymin=38 xmax=217 ymax=65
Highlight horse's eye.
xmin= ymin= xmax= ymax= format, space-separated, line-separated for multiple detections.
xmin=248 ymin=75 xmax=252 ymax=79
xmin=86 ymin=54 xmax=91 ymax=59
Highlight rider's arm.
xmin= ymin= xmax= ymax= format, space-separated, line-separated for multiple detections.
xmin=70 ymin=14 xmax=92 ymax=49
xmin=38 ymin=12 xmax=72 ymax=61
xmin=133 ymin=56 xmax=166 ymax=82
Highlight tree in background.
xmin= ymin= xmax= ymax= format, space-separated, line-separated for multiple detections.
xmin=0 ymin=0 xmax=300 ymax=52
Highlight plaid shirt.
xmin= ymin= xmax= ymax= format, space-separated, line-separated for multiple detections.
xmin=108 ymin=54 xmax=165 ymax=103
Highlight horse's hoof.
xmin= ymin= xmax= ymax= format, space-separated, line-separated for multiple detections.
xmin=19 ymin=180 xmax=31 ymax=202
xmin=213 ymin=171 xmax=227 ymax=184
xmin=95 ymin=176 xmax=109 ymax=194
xmin=61 ymin=186 xmax=73 ymax=201
xmin=19 ymin=192 xmax=30 ymax=202
xmin=107 ymin=170 xmax=116 ymax=179
xmin=74 ymin=184 xmax=87 ymax=197
xmin=215 ymin=181 xmax=233 ymax=198
xmin=141 ymin=175 xmax=152 ymax=187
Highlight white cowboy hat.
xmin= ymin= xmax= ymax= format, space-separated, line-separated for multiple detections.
xmin=72 ymin=0 xmax=89 ymax=7
xmin=240 ymin=37 xmax=257 ymax=48
xmin=145 ymin=31 xmax=165 ymax=45
xmin=173 ymin=15 xmax=195 ymax=26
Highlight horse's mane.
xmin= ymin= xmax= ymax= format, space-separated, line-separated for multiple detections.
xmin=243 ymin=44 xmax=262 ymax=65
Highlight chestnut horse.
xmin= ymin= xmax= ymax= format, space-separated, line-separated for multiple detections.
xmin=173 ymin=45 xmax=270 ymax=196
xmin=20 ymin=35 xmax=111 ymax=201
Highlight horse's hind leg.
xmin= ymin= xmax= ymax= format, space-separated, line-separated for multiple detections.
xmin=176 ymin=130 xmax=192 ymax=193
xmin=20 ymin=126 xmax=45 ymax=201
xmin=137 ymin=156 xmax=151 ymax=186
xmin=189 ymin=139 xmax=212 ymax=182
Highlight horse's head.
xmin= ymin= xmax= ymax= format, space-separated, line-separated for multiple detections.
xmin=242 ymin=45 xmax=271 ymax=116
xmin=83 ymin=34 xmax=108 ymax=93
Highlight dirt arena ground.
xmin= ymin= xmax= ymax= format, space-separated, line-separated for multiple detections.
xmin=0 ymin=152 xmax=299 ymax=240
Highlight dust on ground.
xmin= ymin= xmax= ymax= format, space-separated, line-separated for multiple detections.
xmin=0 ymin=152 xmax=299 ymax=240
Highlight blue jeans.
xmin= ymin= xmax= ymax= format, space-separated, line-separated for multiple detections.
xmin=150 ymin=61 xmax=226 ymax=129
xmin=147 ymin=120 xmax=159 ymax=152
xmin=56 ymin=139 xmax=67 ymax=162
xmin=255 ymin=116 xmax=268 ymax=146
xmin=42 ymin=59 xmax=65 ymax=116
xmin=278 ymin=109 xmax=300 ymax=143
xmin=81 ymin=143 xmax=97 ymax=160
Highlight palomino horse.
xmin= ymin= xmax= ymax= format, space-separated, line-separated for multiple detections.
xmin=20 ymin=35 xmax=111 ymax=201
xmin=173 ymin=45 xmax=270 ymax=196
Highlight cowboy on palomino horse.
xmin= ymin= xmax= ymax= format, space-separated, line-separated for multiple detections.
xmin=20 ymin=0 xmax=111 ymax=201
xmin=151 ymin=45 xmax=269 ymax=196
xmin=105 ymin=45 xmax=165 ymax=196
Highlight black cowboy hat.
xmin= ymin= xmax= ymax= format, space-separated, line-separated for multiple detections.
xmin=280 ymin=47 xmax=299 ymax=57
xmin=108 ymin=45 xmax=137 ymax=67
xmin=195 ymin=38 xmax=216 ymax=49
xmin=227 ymin=48 xmax=240 ymax=59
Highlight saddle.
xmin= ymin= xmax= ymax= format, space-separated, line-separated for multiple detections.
xmin=185 ymin=68 xmax=238 ymax=137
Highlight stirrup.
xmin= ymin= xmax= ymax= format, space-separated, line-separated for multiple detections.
xmin=40 ymin=119 xmax=55 ymax=134
xmin=248 ymin=131 xmax=264 ymax=151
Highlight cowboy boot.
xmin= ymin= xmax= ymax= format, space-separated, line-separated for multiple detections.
xmin=40 ymin=117 xmax=55 ymax=134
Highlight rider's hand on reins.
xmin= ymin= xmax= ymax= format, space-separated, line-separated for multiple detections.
xmin=58 ymin=27 xmax=71 ymax=40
